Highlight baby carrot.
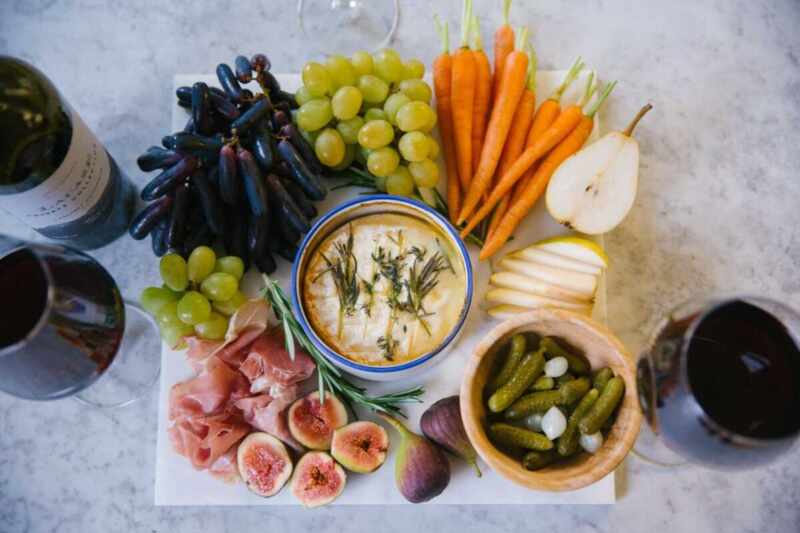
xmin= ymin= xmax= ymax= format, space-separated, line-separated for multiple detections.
xmin=470 ymin=15 xmax=492 ymax=173
xmin=492 ymin=0 xmax=514 ymax=107
xmin=458 ymin=26 xmax=529 ymax=224
xmin=433 ymin=16 xmax=461 ymax=224
xmin=451 ymin=0 xmax=477 ymax=191
xmin=479 ymin=81 xmax=617 ymax=259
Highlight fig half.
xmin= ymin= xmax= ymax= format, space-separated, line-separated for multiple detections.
xmin=237 ymin=432 xmax=293 ymax=497
xmin=290 ymin=451 xmax=347 ymax=507
xmin=287 ymin=391 xmax=348 ymax=450
xmin=331 ymin=421 xmax=389 ymax=474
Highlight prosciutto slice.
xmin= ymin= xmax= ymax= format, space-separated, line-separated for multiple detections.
xmin=235 ymin=385 xmax=303 ymax=451
xmin=209 ymin=443 xmax=241 ymax=483
xmin=184 ymin=337 xmax=224 ymax=372
xmin=239 ymin=327 xmax=316 ymax=393
xmin=169 ymin=413 xmax=249 ymax=470
xmin=169 ymin=357 xmax=249 ymax=420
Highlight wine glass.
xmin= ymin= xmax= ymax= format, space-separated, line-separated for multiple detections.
xmin=0 ymin=236 xmax=160 ymax=408
xmin=635 ymin=296 xmax=800 ymax=469
xmin=297 ymin=0 xmax=400 ymax=56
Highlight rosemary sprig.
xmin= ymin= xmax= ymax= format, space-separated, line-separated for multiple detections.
xmin=377 ymin=334 xmax=398 ymax=361
xmin=314 ymin=224 xmax=359 ymax=337
xmin=404 ymin=247 xmax=449 ymax=335
xmin=261 ymin=274 xmax=424 ymax=418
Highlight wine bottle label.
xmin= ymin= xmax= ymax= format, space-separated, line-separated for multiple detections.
xmin=0 ymin=107 xmax=111 ymax=230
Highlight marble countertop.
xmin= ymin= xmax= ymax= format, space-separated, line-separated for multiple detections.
xmin=1 ymin=0 xmax=799 ymax=531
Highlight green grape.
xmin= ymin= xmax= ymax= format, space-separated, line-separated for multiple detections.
xmin=295 ymin=85 xmax=314 ymax=106
xmin=200 ymin=272 xmax=239 ymax=302
xmin=177 ymin=291 xmax=212 ymax=325
xmin=297 ymin=98 xmax=333 ymax=132
xmin=383 ymin=93 xmax=411 ymax=125
xmin=358 ymin=119 xmax=394 ymax=149
xmin=155 ymin=301 xmax=182 ymax=328
xmin=409 ymin=158 xmax=440 ymax=188
xmin=160 ymin=253 xmax=188 ymax=291
xmin=187 ymin=246 xmax=216 ymax=283
xmin=331 ymin=142 xmax=357 ymax=171
xmin=395 ymin=101 xmax=434 ymax=132
xmin=386 ymin=165 xmax=416 ymax=196
xmin=213 ymin=290 xmax=247 ymax=316
xmin=336 ymin=116 xmax=365 ymax=144
xmin=367 ymin=146 xmax=400 ymax=177
xmin=302 ymin=62 xmax=332 ymax=97
xmin=373 ymin=49 xmax=403 ymax=83
xmin=364 ymin=108 xmax=387 ymax=122
xmin=398 ymin=131 xmax=431 ymax=162
xmin=299 ymin=127 xmax=319 ymax=146
xmin=427 ymin=136 xmax=440 ymax=159
xmin=315 ymin=128 xmax=346 ymax=167
xmin=358 ymin=74 xmax=389 ymax=104
xmin=161 ymin=321 xmax=195 ymax=349
xmin=402 ymin=59 xmax=425 ymax=80
xmin=214 ymin=256 xmax=245 ymax=281
xmin=331 ymin=86 xmax=362 ymax=120
xmin=373 ymin=174 xmax=388 ymax=192
xmin=420 ymin=105 xmax=437 ymax=132
xmin=194 ymin=312 xmax=229 ymax=341
xmin=351 ymin=50 xmax=374 ymax=76
xmin=357 ymin=145 xmax=373 ymax=165
xmin=399 ymin=79 xmax=432 ymax=103
xmin=326 ymin=55 xmax=357 ymax=89
xmin=140 ymin=286 xmax=178 ymax=316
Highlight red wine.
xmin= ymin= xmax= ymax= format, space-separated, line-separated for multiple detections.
xmin=0 ymin=249 xmax=48 ymax=347
xmin=687 ymin=301 xmax=800 ymax=439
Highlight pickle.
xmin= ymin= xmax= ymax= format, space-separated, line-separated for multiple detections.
xmin=556 ymin=372 xmax=575 ymax=386
xmin=557 ymin=388 xmax=599 ymax=456
xmin=487 ymin=334 xmax=527 ymax=393
xmin=488 ymin=348 xmax=545 ymax=413
xmin=531 ymin=376 xmax=555 ymax=391
xmin=579 ymin=377 xmax=625 ymax=435
xmin=522 ymin=450 xmax=558 ymax=470
xmin=489 ymin=423 xmax=553 ymax=451
xmin=592 ymin=367 xmax=614 ymax=391
xmin=505 ymin=390 xmax=562 ymax=420
xmin=560 ymin=377 xmax=591 ymax=405
xmin=541 ymin=337 xmax=591 ymax=375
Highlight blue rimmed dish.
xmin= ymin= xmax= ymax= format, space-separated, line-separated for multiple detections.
xmin=291 ymin=195 xmax=473 ymax=381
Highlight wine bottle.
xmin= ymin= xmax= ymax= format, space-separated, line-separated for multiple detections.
xmin=0 ymin=56 xmax=136 ymax=250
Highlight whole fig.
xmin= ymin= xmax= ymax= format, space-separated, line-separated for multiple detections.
xmin=420 ymin=396 xmax=481 ymax=477
xmin=379 ymin=413 xmax=450 ymax=503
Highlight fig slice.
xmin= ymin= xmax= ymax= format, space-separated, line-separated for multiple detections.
xmin=331 ymin=421 xmax=389 ymax=474
xmin=237 ymin=432 xmax=293 ymax=497
xmin=287 ymin=391 xmax=348 ymax=450
xmin=290 ymin=451 xmax=347 ymax=507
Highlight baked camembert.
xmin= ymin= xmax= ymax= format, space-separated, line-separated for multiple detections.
xmin=303 ymin=213 xmax=467 ymax=366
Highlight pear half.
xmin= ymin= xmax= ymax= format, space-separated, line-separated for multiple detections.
xmin=545 ymin=131 xmax=639 ymax=235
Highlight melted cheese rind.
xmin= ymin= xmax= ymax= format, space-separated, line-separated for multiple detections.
xmin=303 ymin=213 xmax=466 ymax=366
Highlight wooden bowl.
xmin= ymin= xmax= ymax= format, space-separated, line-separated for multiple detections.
xmin=460 ymin=308 xmax=642 ymax=492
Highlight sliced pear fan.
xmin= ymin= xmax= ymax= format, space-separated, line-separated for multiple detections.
xmin=486 ymin=289 xmax=593 ymax=315
xmin=530 ymin=236 xmax=608 ymax=268
xmin=511 ymin=247 xmax=602 ymax=275
xmin=489 ymin=271 xmax=593 ymax=304
xmin=499 ymin=257 xmax=598 ymax=297
xmin=487 ymin=304 xmax=535 ymax=320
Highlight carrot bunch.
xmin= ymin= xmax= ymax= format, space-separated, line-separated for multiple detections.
xmin=433 ymin=0 xmax=616 ymax=259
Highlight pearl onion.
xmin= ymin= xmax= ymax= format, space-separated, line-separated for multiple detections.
xmin=523 ymin=413 xmax=543 ymax=432
xmin=541 ymin=406 xmax=567 ymax=440
xmin=580 ymin=432 xmax=604 ymax=454
xmin=544 ymin=356 xmax=568 ymax=377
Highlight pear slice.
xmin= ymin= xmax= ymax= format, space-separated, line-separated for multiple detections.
xmin=490 ymin=271 xmax=593 ymax=304
xmin=498 ymin=257 xmax=598 ymax=297
xmin=487 ymin=304 xmax=533 ymax=320
xmin=531 ymin=236 xmax=608 ymax=268
xmin=512 ymin=247 xmax=602 ymax=275
xmin=486 ymin=288 xmax=593 ymax=314
xmin=546 ymin=105 xmax=651 ymax=235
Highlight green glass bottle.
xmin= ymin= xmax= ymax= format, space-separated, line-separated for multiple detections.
xmin=0 ymin=56 xmax=136 ymax=249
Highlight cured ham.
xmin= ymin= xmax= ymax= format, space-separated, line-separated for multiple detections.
xmin=209 ymin=443 xmax=241 ymax=483
xmin=235 ymin=385 xmax=303 ymax=450
xmin=169 ymin=412 xmax=249 ymax=470
xmin=169 ymin=357 xmax=249 ymax=420
xmin=184 ymin=337 xmax=224 ymax=372
xmin=239 ymin=326 xmax=316 ymax=393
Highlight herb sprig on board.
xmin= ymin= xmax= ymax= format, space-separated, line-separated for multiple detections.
xmin=314 ymin=224 xmax=359 ymax=336
xmin=262 ymin=274 xmax=424 ymax=417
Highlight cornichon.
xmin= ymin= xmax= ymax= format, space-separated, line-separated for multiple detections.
xmin=531 ymin=376 xmax=555 ymax=391
xmin=541 ymin=337 xmax=591 ymax=375
xmin=488 ymin=348 xmax=545 ymax=413
xmin=487 ymin=334 xmax=527 ymax=393
xmin=560 ymin=376 xmax=592 ymax=404
xmin=504 ymin=390 xmax=562 ymax=420
xmin=522 ymin=450 xmax=557 ymax=470
xmin=592 ymin=367 xmax=614 ymax=391
xmin=489 ymin=423 xmax=553 ymax=451
xmin=556 ymin=372 xmax=575 ymax=386
xmin=558 ymin=388 xmax=600 ymax=456
xmin=579 ymin=377 xmax=625 ymax=435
